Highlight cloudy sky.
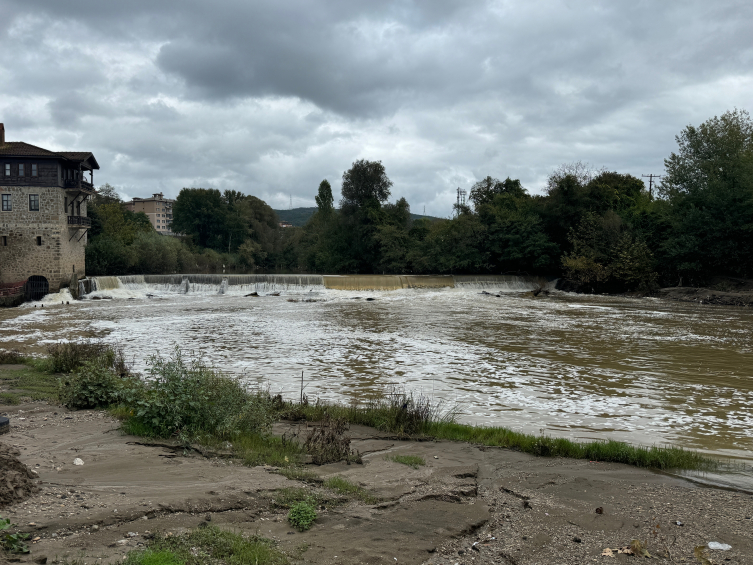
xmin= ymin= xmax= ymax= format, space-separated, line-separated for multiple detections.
xmin=1 ymin=1 xmax=751 ymax=216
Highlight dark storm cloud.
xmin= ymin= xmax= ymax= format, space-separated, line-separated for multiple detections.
xmin=1 ymin=0 xmax=752 ymax=213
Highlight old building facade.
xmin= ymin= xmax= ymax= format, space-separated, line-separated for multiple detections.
xmin=0 ymin=123 xmax=99 ymax=299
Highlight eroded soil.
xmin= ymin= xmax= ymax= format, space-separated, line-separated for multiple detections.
xmin=0 ymin=402 xmax=752 ymax=565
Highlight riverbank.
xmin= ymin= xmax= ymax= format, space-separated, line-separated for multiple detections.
xmin=1 ymin=400 xmax=752 ymax=565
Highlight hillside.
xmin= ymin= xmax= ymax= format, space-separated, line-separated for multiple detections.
xmin=274 ymin=207 xmax=442 ymax=227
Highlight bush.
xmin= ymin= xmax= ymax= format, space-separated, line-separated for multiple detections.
xmin=58 ymin=358 xmax=128 ymax=410
xmin=288 ymin=501 xmax=317 ymax=531
xmin=124 ymin=348 xmax=275 ymax=442
xmin=47 ymin=341 xmax=129 ymax=375
xmin=0 ymin=350 xmax=23 ymax=364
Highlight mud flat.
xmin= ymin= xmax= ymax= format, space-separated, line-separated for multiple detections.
xmin=0 ymin=401 xmax=751 ymax=565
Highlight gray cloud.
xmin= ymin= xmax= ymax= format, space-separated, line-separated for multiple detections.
xmin=1 ymin=0 xmax=752 ymax=215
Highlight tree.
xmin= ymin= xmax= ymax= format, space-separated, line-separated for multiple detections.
xmin=341 ymin=159 xmax=392 ymax=209
xmin=658 ymin=109 xmax=753 ymax=280
xmin=172 ymin=188 xmax=228 ymax=248
xmin=315 ymin=179 xmax=334 ymax=214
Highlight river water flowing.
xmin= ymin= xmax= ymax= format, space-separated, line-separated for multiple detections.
xmin=1 ymin=275 xmax=752 ymax=487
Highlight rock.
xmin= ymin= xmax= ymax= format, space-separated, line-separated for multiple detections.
xmin=73 ymin=458 xmax=84 ymax=466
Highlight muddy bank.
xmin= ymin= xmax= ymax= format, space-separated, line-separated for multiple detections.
xmin=1 ymin=401 xmax=752 ymax=565
xmin=656 ymin=286 xmax=753 ymax=307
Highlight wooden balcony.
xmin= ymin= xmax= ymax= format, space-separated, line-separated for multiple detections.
xmin=68 ymin=215 xmax=91 ymax=228
xmin=64 ymin=179 xmax=95 ymax=192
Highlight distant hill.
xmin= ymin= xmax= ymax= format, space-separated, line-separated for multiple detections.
xmin=274 ymin=207 xmax=442 ymax=227
xmin=274 ymin=207 xmax=318 ymax=226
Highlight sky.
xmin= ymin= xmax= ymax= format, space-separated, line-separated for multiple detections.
xmin=1 ymin=1 xmax=751 ymax=217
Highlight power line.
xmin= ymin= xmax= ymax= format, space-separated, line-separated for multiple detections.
xmin=642 ymin=174 xmax=662 ymax=198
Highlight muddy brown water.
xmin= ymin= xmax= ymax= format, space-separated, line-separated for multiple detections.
xmin=1 ymin=282 xmax=752 ymax=487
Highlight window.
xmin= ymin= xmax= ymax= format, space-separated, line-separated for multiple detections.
xmin=1 ymin=194 xmax=10 ymax=211
xmin=2 ymin=236 xmax=7 ymax=246
xmin=3 ymin=164 xmax=9 ymax=176
xmin=29 ymin=194 xmax=39 ymax=211
xmin=36 ymin=236 xmax=42 ymax=246
xmin=18 ymin=164 xmax=24 ymax=176
xmin=31 ymin=164 xmax=38 ymax=177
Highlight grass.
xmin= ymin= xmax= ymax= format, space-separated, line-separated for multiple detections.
xmin=0 ymin=363 xmax=58 ymax=404
xmin=323 ymin=476 xmax=378 ymax=504
xmin=124 ymin=526 xmax=288 ymax=565
xmin=387 ymin=454 xmax=426 ymax=469
xmin=421 ymin=421 xmax=718 ymax=471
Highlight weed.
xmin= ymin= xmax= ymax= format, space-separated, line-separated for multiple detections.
xmin=58 ymin=358 xmax=133 ymax=409
xmin=323 ymin=476 xmax=378 ymax=504
xmin=303 ymin=416 xmax=360 ymax=465
xmin=270 ymin=487 xmax=318 ymax=509
xmin=118 ymin=348 xmax=275 ymax=443
xmin=131 ymin=525 xmax=288 ymax=565
xmin=0 ymin=350 xmax=23 ymax=364
xmin=387 ymin=454 xmax=425 ymax=469
xmin=0 ymin=516 xmax=30 ymax=554
xmin=277 ymin=466 xmax=321 ymax=483
xmin=288 ymin=501 xmax=317 ymax=531
xmin=0 ymin=392 xmax=19 ymax=405
xmin=47 ymin=340 xmax=128 ymax=375
xmin=0 ymin=364 xmax=57 ymax=402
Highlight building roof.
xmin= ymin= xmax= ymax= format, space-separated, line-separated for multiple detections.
xmin=0 ymin=142 xmax=100 ymax=169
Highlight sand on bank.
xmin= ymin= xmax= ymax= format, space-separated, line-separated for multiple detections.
xmin=0 ymin=401 xmax=751 ymax=565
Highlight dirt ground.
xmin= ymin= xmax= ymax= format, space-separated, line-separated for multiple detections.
xmin=0 ymin=401 xmax=752 ymax=565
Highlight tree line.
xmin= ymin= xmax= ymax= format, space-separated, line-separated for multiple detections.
xmin=86 ymin=109 xmax=753 ymax=291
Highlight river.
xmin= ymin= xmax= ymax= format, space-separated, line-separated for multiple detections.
xmin=1 ymin=274 xmax=752 ymax=488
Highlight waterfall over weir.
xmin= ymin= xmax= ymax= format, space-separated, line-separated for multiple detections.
xmin=79 ymin=273 xmax=556 ymax=297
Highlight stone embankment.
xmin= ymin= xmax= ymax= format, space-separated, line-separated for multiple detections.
xmin=0 ymin=402 xmax=752 ymax=564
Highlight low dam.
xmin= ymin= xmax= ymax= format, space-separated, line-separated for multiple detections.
xmin=78 ymin=274 xmax=557 ymax=296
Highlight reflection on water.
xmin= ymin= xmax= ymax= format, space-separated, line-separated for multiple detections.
xmin=2 ymin=285 xmax=752 ymax=468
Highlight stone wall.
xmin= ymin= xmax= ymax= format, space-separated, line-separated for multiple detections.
xmin=0 ymin=184 xmax=87 ymax=291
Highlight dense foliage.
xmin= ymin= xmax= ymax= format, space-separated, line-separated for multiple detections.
xmin=86 ymin=109 xmax=753 ymax=290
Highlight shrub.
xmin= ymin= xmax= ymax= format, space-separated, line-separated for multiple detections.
xmin=0 ymin=350 xmax=23 ymax=364
xmin=1 ymin=516 xmax=30 ymax=554
xmin=303 ymin=416 xmax=360 ymax=465
xmin=125 ymin=348 xmax=275 ymax=442
xmin=58 ymin=358 xmax=129 ymax=410
xmin=47 ymin=341 xmax=129 ymax=375
xmin=288 ymin=501 xmax=317 ymax=531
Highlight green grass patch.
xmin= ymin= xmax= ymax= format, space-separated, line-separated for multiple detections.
xmin=323 ymin=476 xmax=378 ymax=504
xmin=0 ymin=392 xmax=20 ymax=405
xmin=0 ymin=363 xmax=58 ymax=403
xmin=387 ymin=454 xmax=425 ymax=469
xmin=277 ymin=466 xmax=322 ymax=483
xmin=123 ymin=549 xmax=184 ymax=565
xmin=269 ymin=487 xmax=321 ymax=509
xmin=422 ymin=421 xmax=718 ymax=471
xmin=126 ymin=525 xmax=287 ymax=565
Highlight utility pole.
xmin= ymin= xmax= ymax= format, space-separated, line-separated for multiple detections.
xmin=642 ymin=174 xmax=662 ymax=198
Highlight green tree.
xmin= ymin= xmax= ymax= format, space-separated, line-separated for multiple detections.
xmin=658 ymin=109 xmax=753 ymax=281
xmin=341 ymin=159 xmax=392 ymax=209
xmin=172 ymin=188 xmax=228 ymax=248
xmin=315 ymin=179 xmax=334 ymax=214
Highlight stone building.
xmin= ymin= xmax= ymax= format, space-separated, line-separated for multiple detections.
xmin=0 ymin=123 xmax=99 ymax=300
xmin=124 ymin=192 xmax=175 ymax=235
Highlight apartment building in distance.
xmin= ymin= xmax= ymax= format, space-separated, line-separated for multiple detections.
xmin=0 ymin=122 xmax=98 ymax=301
xmin=124 ymin=192 xmax=175 ymax=235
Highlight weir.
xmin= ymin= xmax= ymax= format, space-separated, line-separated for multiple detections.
xmin=322 ymin=275 xmax=454 ymax=290
xmin=78 ymin=273 xmax=556 ymax=296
